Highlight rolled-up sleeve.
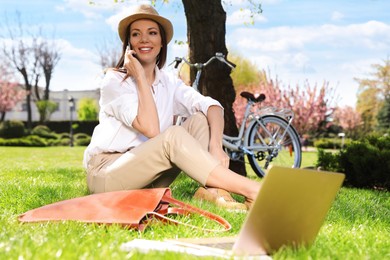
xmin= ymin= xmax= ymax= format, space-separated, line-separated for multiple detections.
xmin=173 ymin=81 xmax=223 ymax=117
xmin=100 ymin=71 xmax=139 ymax=128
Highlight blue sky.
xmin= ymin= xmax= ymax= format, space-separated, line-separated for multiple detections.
xmin=1 ymin=0 xmax=390 ymax=107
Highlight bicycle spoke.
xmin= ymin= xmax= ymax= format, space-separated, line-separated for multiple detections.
xmin=246 ymin=116 xmax=302 ymax=177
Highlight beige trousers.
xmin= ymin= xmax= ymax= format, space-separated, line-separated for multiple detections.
xmin=86 ymin=112 xmax=220 ymax=194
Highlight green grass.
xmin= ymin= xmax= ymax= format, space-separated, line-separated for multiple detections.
xmin=301 ymin=150 xmax=319 ymax=168
xmin=0 ymin=147 xmax=389 ymax=259
xmin=245 ymin=150 xmax=319 ymax=177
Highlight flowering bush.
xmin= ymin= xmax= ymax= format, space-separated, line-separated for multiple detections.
xmin=233 ymin=70 xmax=336 ymax=137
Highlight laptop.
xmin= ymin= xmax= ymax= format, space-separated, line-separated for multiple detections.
xmin=121 ymin=166 xmax=345 ymax=258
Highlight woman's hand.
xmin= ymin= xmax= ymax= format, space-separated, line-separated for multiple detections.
xmin=206 ymin=106 xmax=229 ymax=168
xmin=209 ymin=145 xmax=230 ymax=169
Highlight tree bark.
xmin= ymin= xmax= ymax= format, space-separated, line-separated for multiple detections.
xmin=19 ymin=68 xmax=33 ymax=132
xmin=182 ymin=0 xmax=246 ymax=175
xmin=1 ymin=111 xmax=5 ymax=122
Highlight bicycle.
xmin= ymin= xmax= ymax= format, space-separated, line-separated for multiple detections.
xmin=170 ymin=53 xmax=302 ymax=177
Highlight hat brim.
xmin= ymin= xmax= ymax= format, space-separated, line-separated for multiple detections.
xmin=118 ymin=13 xmax=173 ymax=44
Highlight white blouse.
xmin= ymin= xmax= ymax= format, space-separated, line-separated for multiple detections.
xmin=83 ymin=66 xmax=222 ymax=168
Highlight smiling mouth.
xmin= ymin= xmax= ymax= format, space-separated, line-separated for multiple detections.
xmin=139 ymin=47 xmax=152 ymax=52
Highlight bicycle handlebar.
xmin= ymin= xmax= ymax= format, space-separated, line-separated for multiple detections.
xmin=171 ymin=52 xmax=236 ymax=70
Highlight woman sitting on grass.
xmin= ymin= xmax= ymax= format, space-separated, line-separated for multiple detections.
xmin=83 ymin=4 xmax=260 ymax=211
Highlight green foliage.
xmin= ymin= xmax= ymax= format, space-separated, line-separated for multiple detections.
xmin=356 ymin=87 xmax=380 ymax=133
xmin=317 ymin=134 xmax=390 ymax=190
xmin=0 ymin=120 xmax=25 ymax=138
xmin=46 ymin=137 xmax=67 ymax=146
xmin=316 ymin=149 xmax=340 ymax=172
xmin=229 ymin=53 xmax=261 ymax=87
xmin=73 ymin=133 xmax=91 ymax=146
xmin=46 ymin=137 xmax=71 ymax=147
xmin=363 ymin=133 xmax=390 ymax=149
xmin=58 ymin=132 xmax=70 ymax=139
xmin=314 ymin=138 xmax=351 ymax=149
xmin=73 ymin=133 xmax=90 ymax=140
xmin=0 ymin=124 xmax=91 ymax=147
xmin=0 ymin=135 xmax=47 ymax=147
xmin=77 ymin=98 xmax=99 ymax=121
xmin=355 ymin=58 xmax=390 ymax=133
xmin=31 ymin=125 xmax=57 ymax=139
xmin=35 ymin=100 xmax=59 ymax=122
xmin=377 ymin=96 xmax=390 ymax=131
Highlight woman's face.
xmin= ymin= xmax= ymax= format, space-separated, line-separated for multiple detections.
xmin=129 ymin=19 xmax=162 ymax=66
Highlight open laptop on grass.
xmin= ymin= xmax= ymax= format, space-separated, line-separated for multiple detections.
xmin=121 ymin=166 xmax=345 ymax=258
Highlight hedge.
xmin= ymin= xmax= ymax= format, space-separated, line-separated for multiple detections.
xmin=317 ymin=134 xmax=390 ymax=190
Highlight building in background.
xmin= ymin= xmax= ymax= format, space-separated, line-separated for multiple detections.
xmin=6 ymin=89 xmax=100 ymax=122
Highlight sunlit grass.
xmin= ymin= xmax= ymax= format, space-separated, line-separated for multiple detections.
xmin=0 ymin=147 xmax=389 ymax=259
xmin=245 ymin=149 xmax=319 ymax=177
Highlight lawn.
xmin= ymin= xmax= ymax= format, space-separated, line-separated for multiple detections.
xmin=0 ymin=147 xmax=389 ymax=259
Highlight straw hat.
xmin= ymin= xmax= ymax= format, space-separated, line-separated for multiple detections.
xmin=118 ymin=4 xmax=173 ymax=44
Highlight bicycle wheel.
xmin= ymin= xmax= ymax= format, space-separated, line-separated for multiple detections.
xmin=246 ymin=115 xmax=302 ymax=177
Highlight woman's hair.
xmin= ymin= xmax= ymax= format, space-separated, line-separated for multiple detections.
xmin=114 ymin=21 xmax=168 ymax=75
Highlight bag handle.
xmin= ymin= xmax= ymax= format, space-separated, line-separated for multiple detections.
xmin=146 ymin=195 xmax=232 ymax=232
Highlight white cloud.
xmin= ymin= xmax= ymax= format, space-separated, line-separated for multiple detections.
xmin=105 ymin=2 xmax=156 ymax=32
xmin=227 ymin=8 xmax=267 ymax=25
xmin=230 ymin=21 xmax=390 ymax=53
xmin=58 ymin=0 xmax=151 ymax=21
xmin=230 ymin=26 xmax=311 ymax=52
xmin=106 ymin=7 xmax=135 ymax=32
xmin=227 ymin=20 xmax=390 ymax=106
xmin=46 ymin=39 xmax=102 ymax=91
xmin=226 ymin=0 xmax=280 ymax=6
xmin=331 ymin=11 xmax=344 ymax=22
xmin=57 ymin=0 xmax=104 ymax=19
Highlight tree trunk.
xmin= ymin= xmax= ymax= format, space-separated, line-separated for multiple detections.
xmin=1 ymin=111 xmax=5 ymax=122
xmin=182 ymin=0 xmax=246 ymax=176
xmin=20 ymin=68 xmax=33 ymax=132
xmin=26 ymin=92 xmax=32 ymax=131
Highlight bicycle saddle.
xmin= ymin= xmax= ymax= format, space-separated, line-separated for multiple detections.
xmin=240 ymin=92 xmax=266 ymax=103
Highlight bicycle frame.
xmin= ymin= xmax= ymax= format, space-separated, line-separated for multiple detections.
xmin=192 ymin=67 xmax=203 ymax=92
xmin=222 ymin=100 xmax=253 ymax=153
xmin=223 ymin=99 xmax=295 ymax=156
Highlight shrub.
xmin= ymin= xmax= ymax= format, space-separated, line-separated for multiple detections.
xmin=25 ymin=135 xmax=48 ymax=147
xmin=31 ymin=125 xmax=58 ymax=139
xmin=73 ymin=133 xmax=91 ymax=146
xmin=0 ymin=135 xmax=47 ymax=147
xmin=58 ymin=138 xmax=71 ymax=146
xmin=0 ymin=128 xmax=89 ymax=147
xmin=363 ymin=133 xmax=390 ymax=150
xmin=0 ymin=120 xmax=25 ymax=138
xmin=73 ymin=133 xmax=90 ymax=140
xmin=317 ymin=135 xmax=390 ymax=190
xmin=75 ymin=138 xmax=91 ymax=146
xmin=35 ymin=100 xmax=58 ymax=122
xmin=314 ymin=138 xmax=351 ymax=149
xmin=77 ymin=98 xmax=99 ymax=121
xmin=316 ymin=149 xmax=339 ymax=172
xmin=46 ymin=138 xmax=62 ymax=146
xmin=314 ymin=138 xmax=339 ymax=149
xmin=58 ymin=132 xmax=70 ymax=139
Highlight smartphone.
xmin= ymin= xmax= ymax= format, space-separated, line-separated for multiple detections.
xmin=126 ymin=45 xmax=137 ymax=57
